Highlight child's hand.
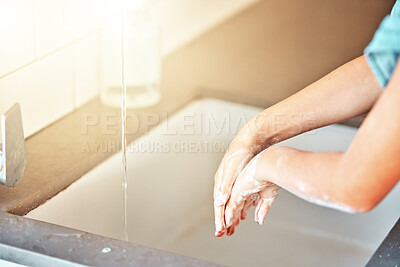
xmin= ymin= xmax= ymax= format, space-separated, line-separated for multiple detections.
xmin=213 ymin=136 xmax=254 ymax=237
xmin=224 ymin=148 xmax=280 ymax=229
xmin=213 ymin=115 xmax=281 ymax=237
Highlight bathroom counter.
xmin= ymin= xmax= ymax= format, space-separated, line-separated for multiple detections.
xmin=0 ymin=1 xmax=397 ymax=266
xmin=366 ymin=217 xmax=400 ymax=266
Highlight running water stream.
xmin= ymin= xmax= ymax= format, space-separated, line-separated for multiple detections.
xmin=121 ymin=8 xmax=129 ymax=242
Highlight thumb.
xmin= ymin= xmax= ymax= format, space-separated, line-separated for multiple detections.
xmin=255 ymin=185 xmax=280 ymax=225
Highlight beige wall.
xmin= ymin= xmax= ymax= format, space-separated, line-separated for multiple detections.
xmin=163 ymin=0 xmax=395 ymax=107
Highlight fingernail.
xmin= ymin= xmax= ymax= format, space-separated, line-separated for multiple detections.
xmin=241 ymin=210 xmax=247 ymax=220
xmin=227 ymin=227 xmax=235 ymax=236
xmin=214 ymin=227 xmax=225 ymax=237
xmin=257 ymin=215 xmax=265 ymax=225
xmin=256 ymin=208 xmax=264 ymax=225
xmin=215 ymin=229 xmax=226 ymax=237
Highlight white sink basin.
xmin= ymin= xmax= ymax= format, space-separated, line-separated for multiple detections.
xmin=26 ymin=98 xmax=400 ymax=267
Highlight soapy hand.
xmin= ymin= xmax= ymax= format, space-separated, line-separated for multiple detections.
xmin=224 ymin=149 xmax=280 ymax=228
xmin=213 ymin=117 xmax=281 ymax=237
xmin=213 ymin=139 xmax=253 ymax=237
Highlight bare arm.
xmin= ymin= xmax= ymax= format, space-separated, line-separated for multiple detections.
xmin=250 ymin=55 xmax=381 ymax=145
xmin=214 ymin=55 xmax=382 ymax=236
xmin=225 ymin=61 xmax=400 ymax=227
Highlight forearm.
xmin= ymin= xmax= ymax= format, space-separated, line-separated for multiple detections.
xmin=258 ymin=62 xmax=400 ymax=213
xmin=247 ymin=55 xmax=381 ymax=149
xmin=257 ymin=147 xmax=355 ymax=212
xmin=336 ymin=60 xmax=400 ymax=211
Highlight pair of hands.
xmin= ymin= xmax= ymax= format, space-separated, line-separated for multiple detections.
xmin=213 ymin=119 xmax=281 ymax=237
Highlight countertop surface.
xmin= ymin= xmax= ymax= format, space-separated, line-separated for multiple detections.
xmin=0 ymin=0 xmax=398 ymax=266
xmin=366 ymin=218 xmax=400 ymax=266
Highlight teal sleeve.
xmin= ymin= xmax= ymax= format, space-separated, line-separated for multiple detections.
xmin=364 ymin=0 xmax=400 ymax=88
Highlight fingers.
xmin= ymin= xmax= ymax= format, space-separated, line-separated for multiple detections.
xmin=224 ymin=189 xmax=278 ymax=237
xmin=214 ymin=147 xmax=253 ymax=237
xmin=255 ymin=198 xmax=275 ymax=225
xmin=226 ymin=194 xmax=258 ymax=236
xmin=241 ymin=194 xmax=259 ymax=220
xmin=226 ymin=199 xmax=244 ymax=227
xmin=255 ymin=186 xmax=280 ymax=225
xmin=214 ymin=186 xmax=227 ymax=237
xmin=224 ymin=153 xmax=266 ymax=227
xmin=226 ymin=217 xmax=240 ymax=236
xmin=214 ymin=205 xmax=226 ymax=237
xmin=226 ymin=225 xmax=235 ymax=236
xmin=214 ymin=149 xmax=252 ymax=204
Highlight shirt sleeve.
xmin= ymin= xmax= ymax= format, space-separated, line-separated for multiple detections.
xmin=364 ymin=0 xmax=400 ymax=88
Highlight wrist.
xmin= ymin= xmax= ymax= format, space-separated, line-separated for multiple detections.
xmin=245 ymin=115 xmax=282 ymax=154
xmin=255 ymin=146 xmax=296 ymax=184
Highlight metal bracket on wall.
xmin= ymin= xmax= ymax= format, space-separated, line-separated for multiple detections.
xmin=0 ymin=103 xmax=26 ymax=187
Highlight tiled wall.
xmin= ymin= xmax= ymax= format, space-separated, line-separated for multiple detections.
xmin=0 ymin=0 xmax=259 ymax=137
xmin=0 ymin=0 xmax=101 ymax=137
